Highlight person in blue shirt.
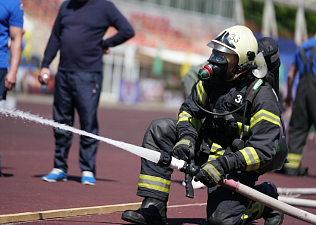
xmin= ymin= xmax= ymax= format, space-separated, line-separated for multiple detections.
xmin=38 ymin=0 xmax=134 ymax=185
xmin=0 ymin=0 xmax=24 ymax=176
xmin=0 ymin=0 xmax=23 ymax=99
xmin=280 ymin=28 xmax=316 ymax=176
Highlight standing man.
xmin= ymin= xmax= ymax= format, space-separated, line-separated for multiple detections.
xmin=0 ymin=0 xmax=24 ymax=176
xmin=39 ymin=0 xmax=134 ymax=185
xmin=280 ymin=28 xmax=316 ymax=176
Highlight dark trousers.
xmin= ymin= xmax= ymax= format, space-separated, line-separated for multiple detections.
xmin=0 ymin=69 xmax=7 ymax=174
xmin=53 ymin=70 xmax=103 ymax=173
xmin=138 ymin=118 xmax=276 ymax=224
xmin=0 ymin=69 xmax=7 ymax=100
xmin=287 ymin=73 xmax=316 ymax=169
xmin=137 ymin=118 xmax=177 ymax=202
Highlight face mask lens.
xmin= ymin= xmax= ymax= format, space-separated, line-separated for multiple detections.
xmin=208 ymin=51 xmax=228 ymax=65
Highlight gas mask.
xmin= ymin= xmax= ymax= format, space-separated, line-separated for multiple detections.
xmin=197 ymin=51 xmax=237 ymax=82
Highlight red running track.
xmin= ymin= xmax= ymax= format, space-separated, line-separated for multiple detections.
xmin=1 ymin=98 xmax=316 ymax=224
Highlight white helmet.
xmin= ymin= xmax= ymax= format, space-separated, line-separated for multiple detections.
xmin=207 ymin=25 xmax=258 ymax=67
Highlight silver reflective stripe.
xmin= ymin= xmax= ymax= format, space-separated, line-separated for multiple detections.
xmin=203 ymin=164 xmax=221 ymax=183
xmin=138 ymin=174 xmax=171 ymax=193
xmin=174 ymin=139 xmax=190 ymax=148
xmin=244 ymin=147 xmax=258 ymax=170
xmin=211 ymin=144 xmax=225 ymax=156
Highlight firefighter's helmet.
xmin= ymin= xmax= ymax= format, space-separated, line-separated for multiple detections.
xmin=207 ymin=25 xmax=258 ymax=67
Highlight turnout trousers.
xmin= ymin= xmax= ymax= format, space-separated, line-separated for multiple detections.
xmin=53 ymin=70 xmax=103 ymax=173
xmin=137 ymin=118 xmax=277 ymax=224
xmin=287 ymin=72 xmax=316 ymax=170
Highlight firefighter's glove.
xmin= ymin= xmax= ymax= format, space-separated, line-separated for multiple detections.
xmin=195 ymin=157 xmax=228 ymax=188
xmin=172 ymin=136 xmax=195 ymax=161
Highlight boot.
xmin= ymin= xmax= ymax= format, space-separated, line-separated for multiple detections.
xmin=277 ymin=166 xmax=308 ymax=176
xmin=264 ymin=209 xmax=284 ymax=225
xmin=121 ymin=197 xmax=167 ymax=225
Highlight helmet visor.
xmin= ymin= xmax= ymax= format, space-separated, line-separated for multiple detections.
xmin=207 ymin=41 xmax=237 ymax=55
xmin=208 ymin=50 xmax=228 ymax=65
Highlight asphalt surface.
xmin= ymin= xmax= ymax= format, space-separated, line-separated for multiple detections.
xmin=1 ymin=96 xmax=316 ymax=224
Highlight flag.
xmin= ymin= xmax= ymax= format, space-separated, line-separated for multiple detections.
xmin=180 ymin=51 xmax=191 ymax=78
xmin=152 ymin=48 xmax=163 ymax=77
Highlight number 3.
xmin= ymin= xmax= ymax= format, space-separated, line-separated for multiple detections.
xmin=235 ymin=94 xmax=242 ymax=103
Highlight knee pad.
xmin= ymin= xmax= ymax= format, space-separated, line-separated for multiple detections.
xmin=145 ymin=118 xmax=176 ymax=142
xmin=255 ymin=182 xmax=278 ymax=199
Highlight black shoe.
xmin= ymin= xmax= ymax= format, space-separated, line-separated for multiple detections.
xmin=264 ymin=209 xmax=284 ymax=225
xmin=277 ymin=166 xmax=308 ymax=176
xmin=121 ymin=197 xmax=167 ymax=225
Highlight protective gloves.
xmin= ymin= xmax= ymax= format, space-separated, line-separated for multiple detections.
xmin=195 ymin=157 xmax=229 ymax=188
xmin=172 ymin=135 xmax=196 ymax=161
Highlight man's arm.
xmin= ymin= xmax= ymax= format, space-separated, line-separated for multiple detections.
xmin=284 ymin=64 xmax=298 ymax=106
xmin=101 ymin=2 xmax=135 ymax=50
xmin=6 ymin=26 xmax=23 ymax=91
xmin=39 ymin=9 xmax=62 ymax=85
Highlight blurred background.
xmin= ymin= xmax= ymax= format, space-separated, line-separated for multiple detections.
xmin=7 ymin=0 xmax=316 ymax=114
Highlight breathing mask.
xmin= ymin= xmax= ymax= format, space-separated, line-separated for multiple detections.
xmin=198 ymin=50 xmax=242 ymax=82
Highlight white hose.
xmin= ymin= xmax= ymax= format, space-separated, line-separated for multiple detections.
xmin=279 ymin=196 xmax=316 ymax=208
xmin=170 ymin=157 xmax=186 ymax=171
xmin=237 ymin=182 xmax=316 ymax=224
xmin=278 ymin=188 xmax=316 ymax=196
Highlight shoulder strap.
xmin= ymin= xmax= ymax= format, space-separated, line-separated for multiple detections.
xmin=299 ymin=47 xmax=308 ymax=74
xmin=308 ymin=46 xmax=316 ymax=75
xmin=245 ymin=78 xmax=263 ymax=104
xmin=299 ymin=46 xmax=316 ymax=75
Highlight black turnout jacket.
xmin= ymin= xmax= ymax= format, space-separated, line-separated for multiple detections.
xmin=176 ymin=71 xmax=281 ymax=177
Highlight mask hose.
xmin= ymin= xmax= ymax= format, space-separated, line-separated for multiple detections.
xmin=190 ymin=80 xmax=246 ymax=116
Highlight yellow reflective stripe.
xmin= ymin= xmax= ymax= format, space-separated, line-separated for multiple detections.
xmin=250 ymin=109 xmax=280 ymax=129
xmin=240 ymin=147 xmax=260 ymax=171
xmin=174 ymin=139 xmax=190 ymax=148
xmin=211 ymin=150 xmax=224 ymax=156
xmin=139 ymin=174 xmax=171 ymax=185
xmin=177 ymin=111 xmax=191 ymax=125
xmin=212 ymin=143 xmax=222 ymax=149
xmin=196 ymin=80 xmax=208 ymax=106
xmin=237 ymin=122 xmax=249 ymax=136
xmin=177 ymin=111 xmax=202 ymax=131
xmin=253 ymin=202 xmax=265 ymax=220
xmin=208 ymin=154 xmax=218 ymax=161
xmin=203 ymin=163 xmax=221 ymax=183
xmin=189 ymin=117 xmax=202 ymax=131
xmin=208 ymin=142 xmax=224 ymax=161
xmin=241 ymin=202 xmax=265 ymax=220
xmin=211 ymin=143 xmax=225 ymax=156
xmin=284 ymin=153 xmax=302 ymax=169
xmin=138 ymin=183 xmax=170 ymax=193
xmin=241 ymin=209 xmax=252 ymax=220
xmin=138 ymin=174 xmax=171 ymax=193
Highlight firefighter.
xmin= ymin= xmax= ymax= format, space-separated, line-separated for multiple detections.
xmin=279 ymin=29 xmax=316 ymax=176
xmin=122 ymin=25 xmax=284 ymax=225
